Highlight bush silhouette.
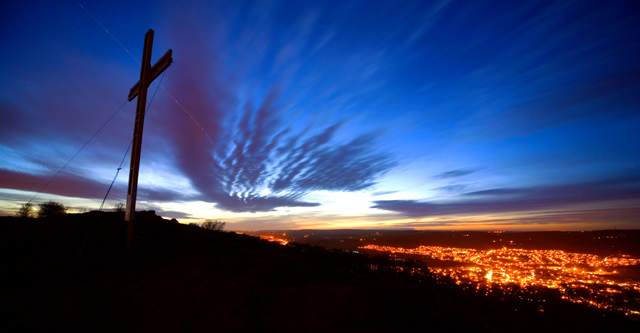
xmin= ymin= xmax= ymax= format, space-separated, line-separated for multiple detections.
xmin=201 ymin=219 xmax=225 ymax=231
xmin=38 ymin=200 xmax=68 ymax=218
xmin=16 ymin=202 xmax=34 ymax=218
xmin=113 ymin=202 xmax=125 ymax=212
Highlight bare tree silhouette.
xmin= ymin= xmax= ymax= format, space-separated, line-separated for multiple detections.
xmin=201 ymin=219 xmax=225 ymax=231
xmin=16 ymin=202 xmax=34 ymax=218
xmin=113 ymin=202 xmax=125 ymax=212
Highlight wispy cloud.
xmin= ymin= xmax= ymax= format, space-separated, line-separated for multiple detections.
xmin=462 ymin=188 xmax=524 ymax=196
xmin=0 ymin=168 xmax=189 ymax=204
xmin=359 ymin=207 xmax=640 ymax=229
xmin=370 ymin=190 xmax=398 ymax=197
xmin=434 ymin=184 xmax=469 ymax=193
xmin=433 ymin=169 xmax=477 ymax=179
xmin=372 ymin=175 xmax=640 ymax=218
xmin=179 ymin=90 xmax=395 ymax=212
xmin=153 ymin=6 xmax=397 ymax=213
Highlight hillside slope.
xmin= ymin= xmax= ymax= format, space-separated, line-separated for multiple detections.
xmin=2 ymin=212 xmax=638 ymax=332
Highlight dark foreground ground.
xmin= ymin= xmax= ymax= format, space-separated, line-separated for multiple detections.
xmin=2 ymin=212 xmax=639 ymax=332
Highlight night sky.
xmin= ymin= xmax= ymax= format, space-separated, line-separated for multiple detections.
xmin=1 ymin=0 xmax=639 ymax=230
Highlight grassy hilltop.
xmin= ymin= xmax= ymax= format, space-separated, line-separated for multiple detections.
xmin=2 ymin=212 xmax=638 ymax=332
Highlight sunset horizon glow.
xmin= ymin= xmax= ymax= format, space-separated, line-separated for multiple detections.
xmin=1 ymin=1 xmax=639 ymax=231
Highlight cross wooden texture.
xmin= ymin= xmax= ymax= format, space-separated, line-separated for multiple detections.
xmin=125 ymin=29 xmax=172 ymax=248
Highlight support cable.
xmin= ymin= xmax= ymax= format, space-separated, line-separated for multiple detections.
xmin=98 ymin=72 xmax=166 ymax=210
xmin=160 ymin=88 xmax=216 ymax=150
xmin=98 ymin=141 xmax=131 ymax=212
xmin=27 ymin=100 xmax=128 ymax=204
xmin=63 ymin=72 xmax=166 ymax=290
xmin=73 ymin=0 xmax=217 ymax=153
xmin=73 ymin=0 xmax=140 ymax=65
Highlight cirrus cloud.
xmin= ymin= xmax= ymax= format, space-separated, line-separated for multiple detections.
xmin=372 ymin=175 xmax=640 ymax=218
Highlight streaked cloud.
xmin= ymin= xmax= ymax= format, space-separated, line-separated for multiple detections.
xmin=372 ymin=175 xmax=640 ymax=218
xmin=433 ymin=169 xmax=477 ymax=179
xmin=168 ymin=88 xmax=396 ymax=212
xmin=434 ymin=184 xmax=469 ymax=193
xmin=370 ymin=191 xmax=399 ymax=197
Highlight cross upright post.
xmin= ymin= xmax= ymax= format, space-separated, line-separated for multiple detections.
xmin=125 ymin=29 xmax=172 ymax=248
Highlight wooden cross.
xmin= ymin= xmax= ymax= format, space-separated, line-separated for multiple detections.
xmin=125 ymin=29 xmax=172 ymax=248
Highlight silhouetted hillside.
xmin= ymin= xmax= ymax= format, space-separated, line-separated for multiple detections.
xmin=2 ymin=212 xmax=638 ymax=332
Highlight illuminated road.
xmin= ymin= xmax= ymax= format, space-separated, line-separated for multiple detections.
xmin=260 ymin=235 xmax=289 ymax=245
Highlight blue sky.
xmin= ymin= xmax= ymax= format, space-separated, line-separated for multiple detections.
xmin=1 ymin=0 xmax=638 ymax=230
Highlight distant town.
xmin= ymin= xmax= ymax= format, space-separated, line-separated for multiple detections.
xmin=251 ymin=229 xmax=640 ymax=318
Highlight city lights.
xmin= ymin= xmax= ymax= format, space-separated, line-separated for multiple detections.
xmin=360 ymin=244 xmax=640 ymax=317
xmin=260 ymin=235 xmax=289 ymax=245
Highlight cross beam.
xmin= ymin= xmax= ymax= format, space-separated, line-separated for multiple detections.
xmin=125 ymin=29 xmax=172 ymax=248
